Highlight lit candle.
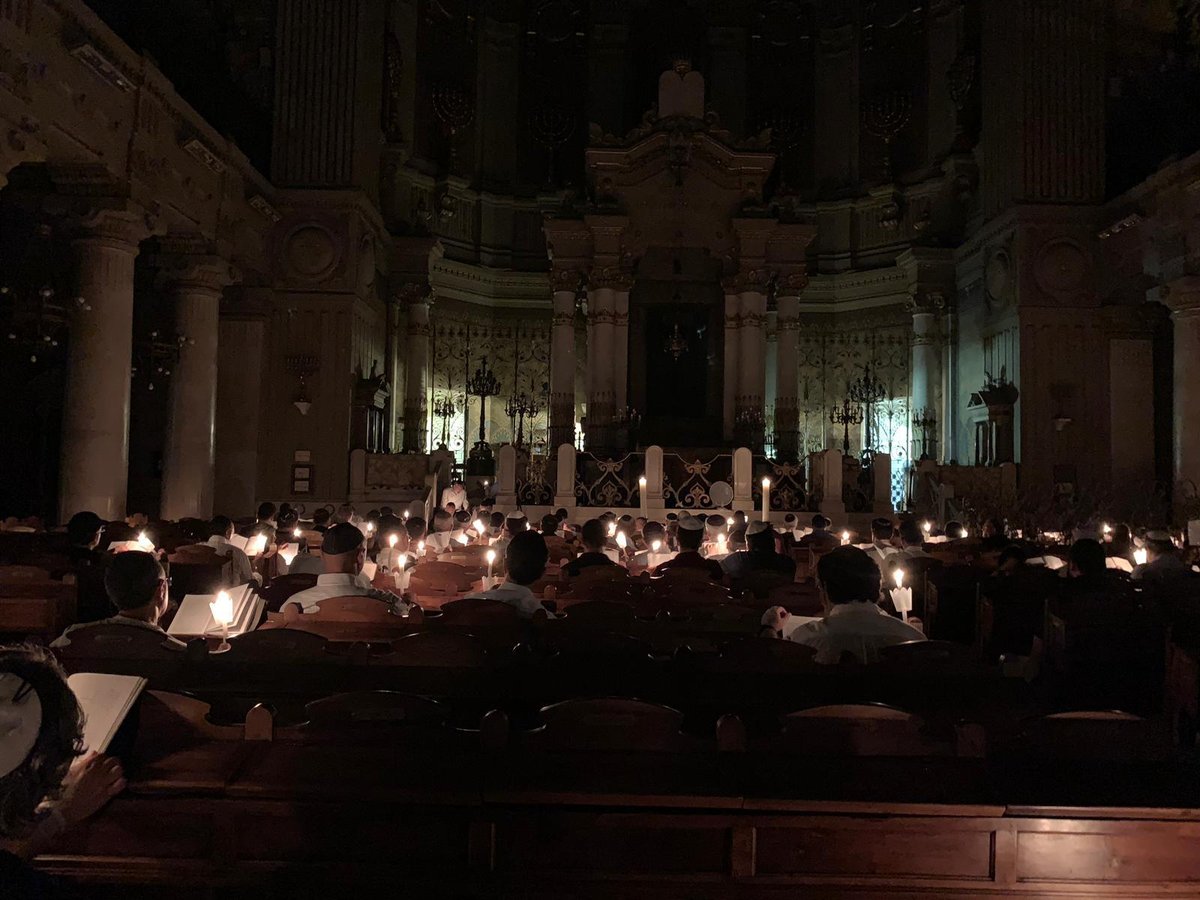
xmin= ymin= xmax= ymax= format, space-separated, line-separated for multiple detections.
xmin=616 ymin=531 xmax=628 ymax=550
xmin=841 ymin=530 xmax=850 ymax=546
xmin=366 ymin=521 xmax=375 ymax=534
xmin=1134 ymin=548 xmax=1148 ymax=566
xmin=247 ymin=534 xmax=266 ymax=557
xmin=726 ymin=516 xmax=735 ymax=527
xmin=486 ymin=548 xmax=496 ymax=588
xmin=608 ymin=522 xmax=617 ymax=538
xmin=638 ymin=475 xmax=647 ymax=517
xmin=457 ymin=533 xmax=469 ymax=545
xmin=890 ymin=568 xmax=913 ymax=622
xmin=473 ymin=518 xmax=484 ymax=537
xmin=209 ymin=589 xmax=234 ymax=651
xmin=417 ymin=540 xmax=425 ymax=557
xmin=393 ymin=552 xmax=409 ymax=590
xmin=717 ymin=533 xmax=727 ymax=554
xmin=922 ymin=521 xmax=932 ymax=536
xmin=136 ymin=531 xmax=154 ymax=552
xmin=293 ymin=526 xmax=301 ymax=538
xmin=761 ymin=477 xmax=771 ymax=522
xmin=403 ymin=510 xmax=410 ymax=521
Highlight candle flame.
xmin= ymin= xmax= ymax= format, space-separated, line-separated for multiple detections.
xmin=457 ymin=533 xmax=468 ymax=545
xmin=726 ymin=516 xmax=735 ymax=527
xmin=417 ymin=540 xmax=425 ymax=553
xmin=651 ymin=539 xmax=662 ymax=552
xmin=894 ymin=568 xmax=905 ymax=588
xmin=388 ymin=533 xmax=398 ymax=548
xmin=293 ymin=527 xmax=301 ymax=538
xmin=366 ymin=522 xmax=375 ymax=533
xmin=922 ymin=521 xmax=931 ymax=533
xmin=762 ymin=476 xmax=771 ymax=488
xmin=136 ymin=531 xmax=154 ymax=551
xmin=473 ymin=519 xmax=484 ymax=533
xmin=608 ymin=522 xmax=617 ymax=537
xmin=210 ymin=590 xmax=234 ymax=626
xmin=616 ymin=531 xmax=627 ymax=549
xmin=841 ymin=530 xmax=850 ymax=544
xmin=638 ymin=475 xmax=647 ymax=486
xmin=486 ymin=549 xmax=496 ymax=565
xmin=1134 ymin=548 xmax=1148 ymax=566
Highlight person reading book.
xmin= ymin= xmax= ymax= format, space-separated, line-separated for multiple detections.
xmin=654 ymin=515 xmax=724 ymax=580
xmin=564 ymin=519 xmax=619 ymax=578
xmin=1 ymin=645 xmax=127 ymax=897
xmin=284 ymin=523 xmax=408 ymax=615
xmin=51 ymin=551 xmax=186 ymax=651
xmin=206 ymin=515 xmax=255 ymax=585
xmin=464 ymin=530 xmax=553 ymax=619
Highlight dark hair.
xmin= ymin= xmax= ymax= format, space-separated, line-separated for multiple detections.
xmin=104 ymin=550 xmax=165 ymax=611
xmin=277 ymin=510 xmax=299 ymax=532
xmin=1070 ymin=539 xmax=1107 ymax=578
xmin=555 ymin=508 xmax=568 ymax=522
xmin=816 ymin=546 xmax=882 ymax=605
xmin=209 ymin=515 xmax=233 ymax=538
xmin=810 ymin=514 xmax=830 ymax=530
xmin=312 ymin=507 xmax=331 ymax=526
xmin=432 ymin=509 xmax=453 ymax=531
xmin=489 ymin=512 xmax=506 ymax=529
xmin=0 ymin=645 xmax=83 ymax=840
xmin=505 ymin=516 xmax=527 ymax=537
xmin=998 ymin=544 xmax=1027 ymax=568
xmin=899 ymin=519 xmax=924 ymax=546
xmin=945 ymin=520 xmax=965 ymax=539
xmin=871 ymin=518 xmax=894 ymax=541
xmin=66 ymin=511 xmax=104 ymax=546
xmin=256 ymin=501 xmax=276 ymax=520
xmin=405 ymin=517 xmax=427 ymax=540
xmin=732 ymin=510 xmax=747 ymax=525
xmin=706 ymin=515 xmax=725 ymax=528
xmin=541 ymin=515 xmax=559 ymax=535
xmin=643 ymin=521 xmax=665 ymax=541
xmin=581 ymin=519 xmax=606 ymax=550
xmin=747 ymin=527 xmax=775 ymax=553
xmin=506 ymin=531 xmax=548 ymax=585
xmin=677 ymin=525 xmax=703 ymax=551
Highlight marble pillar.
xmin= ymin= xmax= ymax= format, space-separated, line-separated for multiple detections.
xmin=158 ymin=255 xmax=239 ymax=521
xmin=1167 ymin=277 xmax=1200 ymax=499
xmin=612 ymin=287 xmax=630 ymax=418
xmin=402 ymin=297 xmax=431 ymax=453
xmin=722 ymin=287 xmax=742 ymax=441
xmin=586 ymin=286 xmax=615 ymax=447
xmin=908 ymin=294 xmax=943 ymax=460
xmin=739 ymin=289 xmax=768 ymax=414
xmin=549 ymin=284 xmax=577 ymax=450
xmin=58 ymin=205 xmax=153 ymax=523
xmin=774 ymin=293 xmax=801 ymax=461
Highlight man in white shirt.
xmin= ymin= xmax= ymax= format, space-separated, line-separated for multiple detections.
xmin=864 ymin=517 xmax=899 ymax=569
xmin=893 ymin=519 xmax=933 ymax=560
xmin=441 ymin=479 xmax=469 ymax=514
xmin=285 ymin=523 xmax=407 ymax=615
xmin=766 ymin=545 xmax=924 ymax=664
xmin=464 ymin=530 xmax=553 ymax=619
xmin=206 ymin=516 xmax=255 ymax=585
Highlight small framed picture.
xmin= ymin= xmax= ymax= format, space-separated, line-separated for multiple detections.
xmin=293 ymin=450 xmax=311 ymax=463
xmin=293 ymin=466 xmax=311 ymax=480
xmin=293 ymin=480 xmax=311 ymax=494
xmin=292 ymin=464 xmax=313 ymax=494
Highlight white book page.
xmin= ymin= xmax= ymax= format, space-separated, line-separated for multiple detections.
xmin=68 ymin=673 xmax=148 ymax=753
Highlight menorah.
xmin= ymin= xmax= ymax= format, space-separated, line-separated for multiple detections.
xmin=848 ymin=363 xmax=888 ymax=454
xmin=862 ymin=90 xmax=912 ymax=183
xmin=913 ymin=406 xmax=939 ymax=461
xmin=432 ymin=392 xmax=461 ymax=449
xmin=829 ymin=398 xmax=864 ymax=456
xmin=504 ymin=390 xmax=544 ymax=450
xmin=465 ymin=356 xmax=500 ymax=473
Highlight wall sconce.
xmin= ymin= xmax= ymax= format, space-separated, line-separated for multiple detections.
xmin=285 ymin=353 xmax=319 ymax=416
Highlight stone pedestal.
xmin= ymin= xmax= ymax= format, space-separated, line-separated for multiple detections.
xmin=158 ymin=251 xmax=239 ymax=521
xmin=58 ymin=205 xmax=155 ymax=522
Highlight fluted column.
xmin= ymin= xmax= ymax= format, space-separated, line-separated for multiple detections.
xmin=908 ymin=292 xmax=944 ymax=461
xmin=158 ymin=250 xmax=240 ymax=521
xmin=402 ymin=296 xmax=431 ymax=453
xmin=58 ymin=204 xmax=155 ymax=522
xmin=612 ymin=285 xmax=630 ymax=420
xmin=586 ymin=285 xmax=615 ymax=448
xmin=774 ymin=288 xmax=803 ymax=462
xmin=739 ymin=287 xmax=768 ymax=416
xmin=1166 ymin=277 xmax=1200 ymax=498
xmin=550 ymin=273 xmax=578 ymax=451
xmin=722 ymin=281 xmax=742 ymax=441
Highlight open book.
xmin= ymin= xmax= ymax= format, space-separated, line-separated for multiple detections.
xmin=1106 ymin=556 xmax=1134 ymax=573
xmin=67 ymin=673 xmax=148 ymax=753
xmin=167 ymin=584 xmax=264 ymax=638
xmin=1027 ymin=555 xmax=1067 ymax=571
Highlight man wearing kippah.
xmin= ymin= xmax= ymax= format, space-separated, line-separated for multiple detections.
xmin=655 ymin=515 xmax=723 ymax=580
xmin=284 ymin=523 xmax=408 ymax=615
xmin=720 ymin=520 xmax=797 ymax=580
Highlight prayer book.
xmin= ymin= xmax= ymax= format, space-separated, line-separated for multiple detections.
xmin=67 ymin=673 xmax=148 ymax=753
xmin=167 ymin=584 xmax=263 ymax=637
xmin=1027 ymin=555 xmax=1066 ymax=571
xmin=106 ymin=541 xmax=142 ymax=553
xmin=1189 ymin=520 xmax=1200 ymax=548
xmin=1106 ymin=557 xmax=1134 ymax=573
xmin=361 ymin=560 xmax=378 ymax=581
xmin=779 ymin=614 xmax=822 ymax=639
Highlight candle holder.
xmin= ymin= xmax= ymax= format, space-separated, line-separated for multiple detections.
xmin=466 ymin=356 xmax=501 ymax=474
xmin=913 ymin=406 xmax=938 ymax=461
xmin=848 ymin=364 xmax=888 ymax=454
xmin=504 ymin=389 xmax=544 ymax=450
xmin=433 ymin=392 xmax=461 ymax=449
xmin=829 ymin=398 xmax=864 ymax=456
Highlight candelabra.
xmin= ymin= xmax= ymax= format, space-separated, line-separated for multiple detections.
xmin=848 ymin=364 xmax=888 ymax=455
xmin=465 ymin=356 xmax=501 ymax=473
xmin=735 ymin=404 xmax=767 ymax=451
xmin=504 ymin=390 xmax=544 ymax=450
xmin=913 ymin=406 xmax=939 ymax=461
xmin=2 ymin=224 xmax=88 ymax=365
xmin=663 ymin=322 xmax=689 ymax=361
xmin=862 ymin=90 xmax=912 ymax=183
xmin=612 ymin=405 xmax=642 ymax=452
xmin=830 ymin=398 xmax=864 ymax=456
xmin=433 ymin=392 xmax=461 ymax=449
xmin=132 ymin=329 xmax=190 ymax=393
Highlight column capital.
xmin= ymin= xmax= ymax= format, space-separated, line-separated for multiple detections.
xmin=1165 ymin=276 xmax=1200 ymax=318
xmin=721 ymin=273 xmax=746 ymax=294
xmin=588 ymin=265 xmax=632 ymax=291
xmin=551 ymin=266 xmax=586 ymax=292
xmin=392 ymin=280 xmax=430 ymax=307
xmin=906 ymin=290 xmax=950 ymax=314
xmin=154 ymin=237 xmax=241 ymax=294
xmin=777 ymin=271 xmax=810 ymax=296
xmin=46 ymin=165 xmax=163 ymax=248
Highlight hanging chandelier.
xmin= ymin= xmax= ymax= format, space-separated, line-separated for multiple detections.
xmin=1 ymin=224 xmax=89 ymax=364
xmin=131 ymin=329 xmax=189 ymax=392
xmin=663 ymin=322 xmax=689 ymax=361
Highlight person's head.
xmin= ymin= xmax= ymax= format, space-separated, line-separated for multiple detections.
xmin=1144 ymin=529 xmax=1177 ymax=562
xmin=312 ymin=507 xmax=331 ymax=527
xmin=634 ymin=516 xmax=647 ymax=534
xmin=746 ymin=520 xmax=775 ymax=553
xmin=810 ymin=514 xmax=831 ymax=532
xmin=1112 ymin=523 xmax=1132 ymax=546
xmin=784 ymin=513 xmax=797 ymax=529
xmin=104 ymin=550 xmax=168 ymax=621
xmin=66 ymin=511 xmax=104 ymax=549
xmin=505 ymin=515 xmax=527 ymax=537
xmin=541 ymin=515 xmax=559 ymax=536
xmin=0 ymin=645 xmax=84 ymax=840
xmin=705 ymin=514 xmax=726 ymax=538
xmin=405 ymin=517 xmax=427 ymax=541
xmin=489 ymin=511 xmax=505 ymax=532
xmin=335 ymin=503 xmax=355 ymax=524
xmin=997 ymin=544 xmax=1027 ymax=573
xmin=1069 ymin=538 xmax=1107 ymax=579
xmin=277 ymin=510 xmax=299 ymax=534
xmin=899 ymin=519 xmax=924 ymax=548
xmin=481 ymin=497 xmax=496 ymax=511
xmin=816 ymin=546 xmax=882 ymax=606
xmin=982 ymin=518 xmax=1004 ymax=539
xmin=733 ymin=510 xmax=747 ymax=528
xmin=581 ymin=518 xmax=606 ymax=552
xmin=321 ymin=523 xmax=366 ymax=576
xmin=871 ymin=517 xmax=894 ymax=543
xmin=505 ymin=531 xmax=548 ymax=586
xmin=444 ymin=502 xmax=457 ymax=515
xmin=643 ymin=521 xmax=666 ymax=546
xmin=555 ymin=508 xmax=568 ymax=523
xmin=256 ymin=501 xmax=276 ymax=523
xmin=677 ymin=516 xmax=704 ymax=551
xmin=945 ymin=520 xmax=966 ymax=540
xmin=378 ymin=506 xmax=393 ymax=518
xmin=432 ymin=509 xmax=453 ymax=534
xmin=454 ymin=510 xmax=471 ymax=528
xmin=209 ymin=515 xmax=235 ymax=540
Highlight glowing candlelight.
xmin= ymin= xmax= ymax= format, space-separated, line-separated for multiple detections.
xmin=293 ymin=526 xmax=301 ymax=538
xmin=403 ymin=510 xmax=410 ymax=520
xmin=136 ymin=531 xmax=154 ymax=551
xmin=209 ymin=589 xmax=234 ymax=650
xmin=1102 ymin=522 xmax=1112 ymax=536
xmin=841 ymin=530 xmax=850 ymax=546
xmin=247 ymin=534 xmax=266 ymax=557
xmin=727 ymin=516 xmax=735 ymax=527
xmin=366 ymin=521 xmax=375 ymax=533
xmin=651 ymin=539 xmax=662 ymax=553
xmin=279 ymin=543 xmax=298 ymax=567
xmin=616 ymin=531 xmax=628 ymax=550
xmin=608 ymin=522 xmax=617 ymax=538
xmin=486 ymin=548 xmax=496 ymax=587
xmin=417 ymin=540 xmax=425 ymax=556
xmin=1134 ymin=548 xmax=1148 ymax=566
xmin=457 ymin=533 xmax=469 ymax=545
xmin=717 ymin=533 xmax=727 ymax=553
xmin=473 ymin=518 xmax=484 ymax=535
xmin=894 ymin=568 xmax=905 ymax=588
xmin=761 ymin=477 xmax=771 ymax=522
xmin=388 ymin=533 xmax=398 ymax=548
xmin=638 ymin=475 xmax=647 ymax=517
xmin=890 ymin=568 xmax=913 ymax=621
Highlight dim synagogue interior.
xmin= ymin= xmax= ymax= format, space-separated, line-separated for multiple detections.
xmin=4 ymin=0 xmax=1200 ymax=897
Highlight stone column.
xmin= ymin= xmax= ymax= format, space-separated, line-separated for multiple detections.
xmin=611 ymin=284 xmax=630 ymax=419
xmin=774 ymin=279 xmax=805 ymax=462
xmin=908 ymin=292 xmax=943 ymax=460
xmin=214 ymin=295 xmax=268 ymax=518
xmin=549 ymin=273 xmax=578 ymax=451
xmin=58 ymin=205 xmax=154 ymax=522
xmin=1166 ymin=277 xmax=1200 ymax=500
xmin=402 ymin=296 xmax=431 ymax=453
xmin=722 ymin=281 xmax=742 ymax=441
xmin=158 ymin=251 xmax=240 ymax=521
xmin=739 ymin=287 xmax=768 ymax=418
xmin=586 ymin=285 xmax=615 ymax=448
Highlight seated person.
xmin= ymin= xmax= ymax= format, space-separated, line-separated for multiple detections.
xmin=65 ymin=511 xmax=105 ymax=566
xmin=1068 ymin=538 xmax=1108 ymax=584
xmin=405 ymin=516 xmax=428 ymax=549
xmin=564 ymin=518 xmax=621 ymax=578
xmin=864 ymin=517 xmax=897 ymax=567
xmin=426 ymin=509 xmax=455 ymax=552
xmin=540 ymin=514 xmax=560 ymax=537
xmin=253 ymin=501 xmax=277 ymax=531
xmin=1 ymin=645 xmax=128 ymax=895
xmin=721 ymin=521 xmax=797 ymax=580
xmin=52 ymin=550 xmax=186 ymax=650
xmin=630 ymin=521 xmax=673 ymax=567
xmin=491 ymin=514 xmax=528 ymax=560
xmin=701 ymin=514 xmax=729 ymax=556
xmin=655 ymin=514 xmax=723 ymax=580
xmin=486 ymin=511 xmax=506 ymax=540
xmin=943 ymin=519 xmax=968 ymax=540
xmin=797 ymin=514 xmax=840 ymax=553
xmin=980 ymin=517 xmax=1008 ymax=551
xmin=284 ymin=523 xmax=407 ymax=615
xmin=1132 ymin=529 xmax=1193 ymax=587
xmin=452 ymin=510 xmax=472 ymax=541
xmin=206 ymin=515 xmax=255 ymax=585
xmin=894 ymin=518 xmax=932 ymax=560
xmin=441 ymin=478 xmax=469 ymax=513
xmin=1107 ymin=523 xmax=1135 ymax=563
xmin=464 ymin=530 xmax=553 ymax=619
xmin=64 ymin=511 xmax=109 ymax=622
xmin=768 ymin=546 xmax=925 ymax=664
xmin=311 ymin=507 xmax=331 ymax=533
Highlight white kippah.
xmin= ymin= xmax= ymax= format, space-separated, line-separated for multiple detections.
xmin=678 ymin=515 xmax=704 ymax=532
xmin=0 ymin=672 xmax=42 ymax=778
xmin=746 ymin=520 xmax=772 ymax=536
